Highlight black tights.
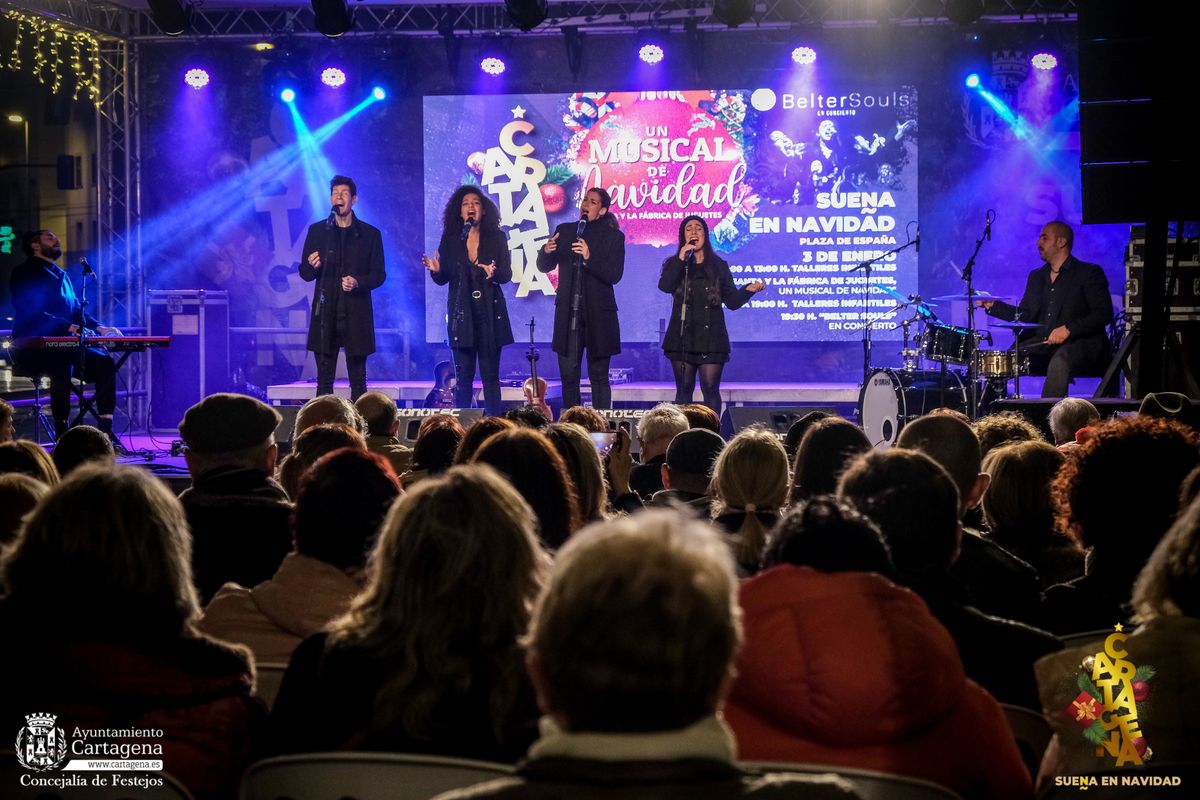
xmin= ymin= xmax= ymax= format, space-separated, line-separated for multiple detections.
xmin=671 ymin=361 xmax=724 ymax=416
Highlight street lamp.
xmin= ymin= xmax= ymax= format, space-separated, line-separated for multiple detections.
xmin=7 ymin=113 xmax=31 ymax=231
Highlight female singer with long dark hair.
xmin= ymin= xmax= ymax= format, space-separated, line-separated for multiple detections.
xmin=536 ymin=187 xmax=625 ymax=410
xmin=659 ymin=215 xmax=765 ymax=415
xmin=422 ymin=186 xmax=514 ymax=416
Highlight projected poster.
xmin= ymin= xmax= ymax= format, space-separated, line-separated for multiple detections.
xmin=423 ymin=85 xmax=918 ymax=343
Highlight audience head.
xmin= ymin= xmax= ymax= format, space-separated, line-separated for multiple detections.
xmin=527 ymin=510 xmax=740 ymax=733
xmin=293 ymin=394 xmax=364 ymax=441
xmin=0 ymin=440 xmax=60 ymax=485
xmin=51 ymin=424 xmax=115 ymax=477
xmin=0 ymin=398 xmax=14 ymax=443
xmin=411 ymin=414 xmax=465 ymax=474
xmin=783 ymin=410 xmax=832 ymax=459
xmin=355 ymin=391 xmax=400 ymax=438
xmin=636 ymin=404 xmax=690 ymax=460
xmin=546 ymin=423 xmax=609 ymax=524
xmin=1182 ymin=465 xmax=1200 ymax=511
xmin=454 ymin=415 xmax=516 ymax=464
xmin=503 ymin=404 xmax=551 ymax=430
xmin=0 ymin=465 xmax=199 ymax=634
xmin=0 ymin=473 xmax=48 ymax=547
xmin=929 ymin=407 xmax=972 ymax=425
xmin=179 ymin=392 xmax=281 ymax=477
xmin=972 ymin=410 xmax=1045 ymax=458
xmin=663 ymin=428 xmax=725 ymax=495
xmin=898 ymin=414 xmax=987 ymax=517
xmin=293 ymin=449 xmax=400 ymax=572
xmin=763 ymin=495 xmax=894 ymax=577
xmin=278 ymin=423 xmax=367 ymax=499
xmin=839 ymin=449 xmax=962 ymax=583
xmin=980 ymin=440 xmax=1065 ymax=537
xmin=558 ymin=405 xmax=609 ymax=434
xmin=679 ymin=403 xmax=721 ymax=435
xmin=1139 ymin=392 xmax=1198 ymax=430
xmin=712 ymin=427 xmax=790 ymax=571
xmin=790 ymin=417 xmax=871 ymax=503
xmin=1049 ymin=398 xmax=1101 ymax=446
xmin=473 ymin=427 xmax=581 ymax=550
xmin=1053 ymin=416 xmax=1200 ymax=566
xmin=1133 ymin=495 xmax=1200 ymax=622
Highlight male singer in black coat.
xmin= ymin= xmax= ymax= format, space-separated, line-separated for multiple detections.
xmin=980 ymin=221 xmax=1112 ymax=397
xmin=299 ymin=175 xmax=386 ymax=401
xmin=8 ymin=229 xmax=119 ymax=440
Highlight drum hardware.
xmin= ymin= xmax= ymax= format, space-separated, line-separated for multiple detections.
xmin=850 ymin=232 xmax=920 ymax=385
xmin=858 ymin=368 xmax=969 ymax=448
xmin=991 ymin=318 xmax=1038 ymax=398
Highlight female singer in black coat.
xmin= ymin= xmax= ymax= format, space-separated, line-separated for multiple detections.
xmin=422 ymin=186 xmax=514 ymax=415
xmin=535 ymin=187 xmax=625 ymax=410
xmin=659 ymin=215 xmax=765 ymax=415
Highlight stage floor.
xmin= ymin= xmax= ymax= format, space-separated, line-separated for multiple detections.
xmin=265 ymin=379 xmax=864 ymax=408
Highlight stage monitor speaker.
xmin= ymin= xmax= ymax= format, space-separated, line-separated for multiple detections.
xmin=396 ymin=408 xmax=485 ymax=446
xmin=721 ymin=405 xmax=838 ymax=439
xmin=148 ymin=290 xmax=230 ymax=431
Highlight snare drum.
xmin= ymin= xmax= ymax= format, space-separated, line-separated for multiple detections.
xmin=975 ymin=350 xmax=1029 ymax=378
xmin=922 ymin=323 xmax=975 ymax=364
xmin=859 ymin=369 xmax=968 ymax=448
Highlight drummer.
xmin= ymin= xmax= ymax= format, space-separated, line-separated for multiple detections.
xmin=977 ymin=221 xmax=1111 ymax=398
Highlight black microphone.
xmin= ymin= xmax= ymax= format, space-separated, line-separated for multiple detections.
xmin=576 ymin=215 xmax=587 ymax=237
xmin=327 ymin=204 xmax=339 ymax=228
xmin=984 ymin=212 xmax=992 ymax=242
xmin=80 ymin=257 xmax=95 ymax=276
xmin=915 ymin=227 xmax=920 ymax=253
xmin=686 ymin=239 xmax=699 ymax=263
xmin=461 ymin=216 xmax=475 ymax=241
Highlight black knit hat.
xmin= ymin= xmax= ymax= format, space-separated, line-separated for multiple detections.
xmin=179 ymin=393 xmax=282 ymax=453
xmin=665 ymin=428 xmax=726 ymax=477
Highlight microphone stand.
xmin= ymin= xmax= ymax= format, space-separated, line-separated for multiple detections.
xmin=959 ymin=211 xmax=994 ymax=418
xmin=848 ymin=236 xmax=919 ymax=384
xmin=77 ymin=263 xmax=90 ymax=432
xmin=568 ymin=222 xmax=586 ymax=356
xmin=680 ymin=249 xmax=694 ymax=339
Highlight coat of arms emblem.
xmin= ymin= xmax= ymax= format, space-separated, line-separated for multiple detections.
xmin=15 ymin=712 xmax=68 ymax=771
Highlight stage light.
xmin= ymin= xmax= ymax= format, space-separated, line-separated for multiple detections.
xmin=147 ymin=0 xmax=193 ymax=36
xmin=183 ymin=68 xmax=210 ymax=90
xmin=372 ymin=86 xmax=386 ymax=100
xmin=944 ymin=0 xmax=985 ymax=25
xmin=321 ymin=67 xmax=347 ymax=88
xmin=311 ymin=0 xmax=354 ymax=38
xmin=965 ymin=73 xmax=981 ymax=88
xmin=504 ymin=0 xmax=548 ymax=32
xmin=480 ymin=57 xmax=506 ymax=76
xmin=253 ymin=42 xmax=275 ymax=52
xmin=1031 ymin=52 xmax=1058 ymax=70
xmin=280 ymin=87 xmax=296 ymax=104
xmin=638 ymin=44 xmax=664 ymax=65
xmin=7 ymin=114 xmax=24 ymax=123
xmin=713 ymin=0 xmax=754 ymax=28
xmin=791 ymin=46 xmax=817 ymax=65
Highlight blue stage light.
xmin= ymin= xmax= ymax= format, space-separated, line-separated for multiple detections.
xmin=372 ymin=86 xmax=386 ymax=100
xmin=639 ymin=44 xmax=664 ymax=65
xmin=965 ymin=73 xmax=981 ymax=89
xmin=791 ymin=46 xmax=817 ymax=65
xmin=480 ymin=57 xmax=506 ymax=76
xmin=183 ymin=68 xmax=209 ymax=89
xmin=1031 ymin=53 xmax=1058 ymax=71
xmin=280 ymin=87 xmax=296 ymax=103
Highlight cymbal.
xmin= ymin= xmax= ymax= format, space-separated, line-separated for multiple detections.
xmin=991 ymin=321 xmax=1041 ymax=329
xmin=931 ymin=291 xmax=1015 ymax=302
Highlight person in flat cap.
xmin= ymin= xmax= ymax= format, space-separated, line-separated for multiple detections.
xmin=648 ymin=428 xmax=725 ymax=518
xmin=1139 ymin=391 xmax=1197 ymax=430
xmin=178 ymin=393 xmax=293 ymax=603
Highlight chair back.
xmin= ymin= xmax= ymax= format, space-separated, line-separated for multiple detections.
xmin=742 ymin=761 xmax=963 ymax=800
xmin=1000 ymin=703 xmax=1054 ymax=778
xmin=240 ymin=752 xmax=514 ymax=800
xmin=3 ymin=749 xmax=194 ymax=799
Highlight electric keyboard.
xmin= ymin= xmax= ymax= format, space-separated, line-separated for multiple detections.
xmin=12 ymin=336 xmax=171 ymax=352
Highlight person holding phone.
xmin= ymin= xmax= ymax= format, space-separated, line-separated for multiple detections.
xmin=659 ymin=215 xmax=765 ymax=415
xmin=423 ymin=186 xmax=513 ymax=415
xmin=536 ymin=187 xmax=625 ymax=410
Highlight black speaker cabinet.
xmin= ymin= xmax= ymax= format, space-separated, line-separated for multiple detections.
xmin=148 ymin=290 xmax=230 ymax=431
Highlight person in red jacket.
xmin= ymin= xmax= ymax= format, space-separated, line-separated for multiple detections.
xmin=725 ymin=497 xmax=1032 ymax=800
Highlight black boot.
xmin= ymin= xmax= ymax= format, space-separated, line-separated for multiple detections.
xmin=97 ymin=417 xmax=126 ymax=455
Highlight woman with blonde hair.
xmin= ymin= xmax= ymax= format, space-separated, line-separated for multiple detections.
xmin=269 ymin=464 xmax=549 ymax=761
xmin=0 ymin=465 xmax=262 ymax=799
xmin=712 ymin=427 xmax=791 ymax=575
xmin=0 ymin=439 xmax=60 ymax=485
xmin=545 ymin=422 xmax=610 ymax=524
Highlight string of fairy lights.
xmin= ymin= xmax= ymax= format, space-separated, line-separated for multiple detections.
xmin=3 ymin=9 xmax=102 ymax=104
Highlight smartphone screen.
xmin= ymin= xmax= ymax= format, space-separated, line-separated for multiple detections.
xmin=589 ymin=432 xmax=617 ymax=453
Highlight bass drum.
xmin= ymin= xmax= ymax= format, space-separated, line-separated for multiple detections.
xmin=859 ymin=369 xmax=968 ymax=448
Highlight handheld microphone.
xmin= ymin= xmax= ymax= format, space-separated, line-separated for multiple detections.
xmin=984 ymin=211 xmax=993 ymax=242
xmin=461 ymin=216 xmax=475 ymax=241
xmin=327 ymin=204 xmax=339 ymax=227
xmin=686 ymin=238 xmax=699 ymax=262
xmin=79 ymin=257 xmax=95 ymax=276
xmin=576 ymin=215 xmax=587 ymax=237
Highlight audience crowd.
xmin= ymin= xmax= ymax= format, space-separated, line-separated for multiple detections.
xmin=2 ymin=388 xmax=1199 ymax=800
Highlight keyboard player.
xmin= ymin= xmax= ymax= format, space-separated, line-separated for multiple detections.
xmin=9 ymin=230 xmax=120 ymax=441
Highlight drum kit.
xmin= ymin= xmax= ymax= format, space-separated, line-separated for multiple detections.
xmin=858 ymin=287 xmax=1040 ymax=447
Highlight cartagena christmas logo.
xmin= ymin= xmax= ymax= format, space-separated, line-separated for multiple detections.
xmin=1060 ymin=624 xmax=1155 ymax=766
